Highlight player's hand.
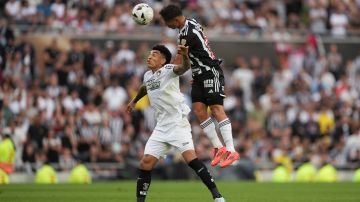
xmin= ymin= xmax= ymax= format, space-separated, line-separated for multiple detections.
xmin=126 ymin=101 xmax=135 ymax=114
xmin=177 ymin=45 xmax=189 ymax=57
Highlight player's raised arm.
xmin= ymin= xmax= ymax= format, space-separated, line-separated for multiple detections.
xmin=126 ymin=84 xmax=147 ymax=113
xmin=172 ymin=52 xmax=183 ymax=65
xmin=173 ymin=45 xmax=190 ymax=75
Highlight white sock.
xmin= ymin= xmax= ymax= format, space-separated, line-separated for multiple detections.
xmin=218 ymin=118 xmax=235 ymax=152
xmin=200 ymin=117 xmax=223 ymax=148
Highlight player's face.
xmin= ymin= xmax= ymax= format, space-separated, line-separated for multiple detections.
xmin=147 ymin=50 xmax=165 ymax=70
xmin=165 ymin=19 xmax=178 ymax=29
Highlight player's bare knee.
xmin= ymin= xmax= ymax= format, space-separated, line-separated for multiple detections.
xmin=139 ymin=156 xmax=155 ymax=170
xmin=193 ymin=108 xmax=208 ymax=121
xmin=210 ymin=106 xmax=226 ymax=120
xmin=182 ymin=150 xmax=197 ymax=163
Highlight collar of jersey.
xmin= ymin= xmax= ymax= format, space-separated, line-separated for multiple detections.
xmin=151 ymin=66 xmax=163 ymax=75
xmin=179 ymin=19 xmax=189 ymax=34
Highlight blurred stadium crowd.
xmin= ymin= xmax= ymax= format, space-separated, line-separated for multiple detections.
xmin=1 ymin=0 xmax=360 ymax=37
xmin=0 ymin=0 xmax=360 ymax=180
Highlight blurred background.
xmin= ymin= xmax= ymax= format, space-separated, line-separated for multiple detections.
xmin=0 ymin=0 xmax=359 ymax=183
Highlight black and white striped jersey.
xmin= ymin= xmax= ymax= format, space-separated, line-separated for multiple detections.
xmin=178 ymin=19 xmax=222 ymax=76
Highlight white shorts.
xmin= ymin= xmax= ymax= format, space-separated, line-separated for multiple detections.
xmin=144 ymin=119 xmax=194 ymax=159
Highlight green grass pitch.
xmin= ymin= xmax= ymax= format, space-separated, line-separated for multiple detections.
xmin=1 ymin=181 xmax=360 ymax=202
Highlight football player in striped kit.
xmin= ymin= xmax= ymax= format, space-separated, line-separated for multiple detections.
xmin=160 ymin=4 xmax=240 ymax=168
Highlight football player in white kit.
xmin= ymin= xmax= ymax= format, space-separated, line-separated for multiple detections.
xmin=127 ymin=44 xmax=226 ymax=202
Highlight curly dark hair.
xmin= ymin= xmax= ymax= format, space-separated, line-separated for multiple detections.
xmin=152 ymin=45 xmax=172 ymax=65
xmin=159 ymin=4 xmax=183 ymax=22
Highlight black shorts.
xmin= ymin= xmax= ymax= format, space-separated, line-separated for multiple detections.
xmin=191 ymin=67 xmax=225 ymax=106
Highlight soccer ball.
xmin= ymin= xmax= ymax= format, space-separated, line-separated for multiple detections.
xmin=132 ymin=3 xmax=154 ymax=25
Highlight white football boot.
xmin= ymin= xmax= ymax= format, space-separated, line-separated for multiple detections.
xmin=214 ymin=197 xmax=226 ymax=202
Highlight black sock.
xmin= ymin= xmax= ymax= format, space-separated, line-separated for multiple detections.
xmin=136 ymin=169 xmax=152 ymax=202
xmin=188 ymin=158 xmax=222 ymax=199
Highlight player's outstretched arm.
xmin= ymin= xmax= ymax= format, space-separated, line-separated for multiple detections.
xmin=172 ymin=52 xmax=183 ymax=65
xmin=126 ymin=85 xmax=147 ymax=113
xmin=173 ymin=45 xmax=190 ymax=75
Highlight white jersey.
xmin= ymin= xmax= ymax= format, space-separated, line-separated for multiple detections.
xmin=143 ymin=64 xmax=191 ymax=132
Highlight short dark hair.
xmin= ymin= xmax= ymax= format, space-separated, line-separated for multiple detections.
xmin=152 ymin=45 xmax=172 ymax=65
xmin=159 ymin=5 xmax=182 ymax=22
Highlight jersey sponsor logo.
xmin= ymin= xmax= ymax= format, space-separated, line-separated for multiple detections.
xmin=208 ymin=89 xmax=214 ymax=93
xmin=146 ymin=79 xmax=160 ymax=91
xmin=204 ymin=79 xmax=214 ymax=88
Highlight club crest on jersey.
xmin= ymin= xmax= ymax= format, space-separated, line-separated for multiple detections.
xmin=156 ymin=70 xmax=161 ymax=76
xmin=204 ymin=79 xmax=214 ymax=88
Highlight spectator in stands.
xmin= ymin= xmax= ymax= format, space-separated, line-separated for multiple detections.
xmin=42 ymin=129 xmax=61 ymax=163
xmin=308 ymin=0 xmax=327 ymax=34
xmin=231 ymin=56 xmax=254 ymax=105
xmin=345 ymin=124 xmax=360 ymax=163
xmin=37 ymin=0 xmax=52 ymax=24
xmin=330 ymin=2 xmax=349 ymax=37
xmin=59 ymin=148 xmax=76 ymax=171
xmin=5 ymin=0 xmax=20 ymax=19
xmin=102 ymin=76 xmax=127 ymax=111
xmin=43 ymin=38 xmax=60 ymax=75
xmin=27 ymin=112 xmax=48 ymax=149
xmin=51 ymin=0 xmax=65 ymax=20
xmin=114 ymin=41 xmax=135 ymax=67
xmin=62 ymin=90 xmax=83 ymax=113
xmin=22 ymin=141 xmax=36 ymax=172
xmin=327 ymin=44 xmax=343 ymax=80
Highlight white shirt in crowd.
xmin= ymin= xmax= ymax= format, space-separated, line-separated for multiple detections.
xmin=114 ymin=48 xmax=135 ymax=65
xmin=47 ymin=85 xmax=61 ymax=98
xmin=330 ymin=12 xmax=348 ymax=37
xmin=231 ymin=66 xmax=254 ymax=103
xmin=309 ymin=7 xmax=327 ymax=34
xmin=38 ymin=96 xmax=55 ymax=120
xmin=83 ymin=110 xmax=102 ymax=125
xmin=272 ymin=68 xmax=293 ymax=98
xmin=103 ymin=85 xmax=128 ymax=110
xmin=19 ymin=4 xmax=36 ymax=19
xmin=5 ymin=0 xmax=20 ymax=17
xmin=51 ymin=2 xmax=65 ymax=18
xmin=62 ymin=96 xmax=84 ymax=112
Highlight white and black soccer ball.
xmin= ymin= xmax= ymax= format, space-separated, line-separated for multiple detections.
xmin=132 ymin=3 xmax=154 ymax=25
